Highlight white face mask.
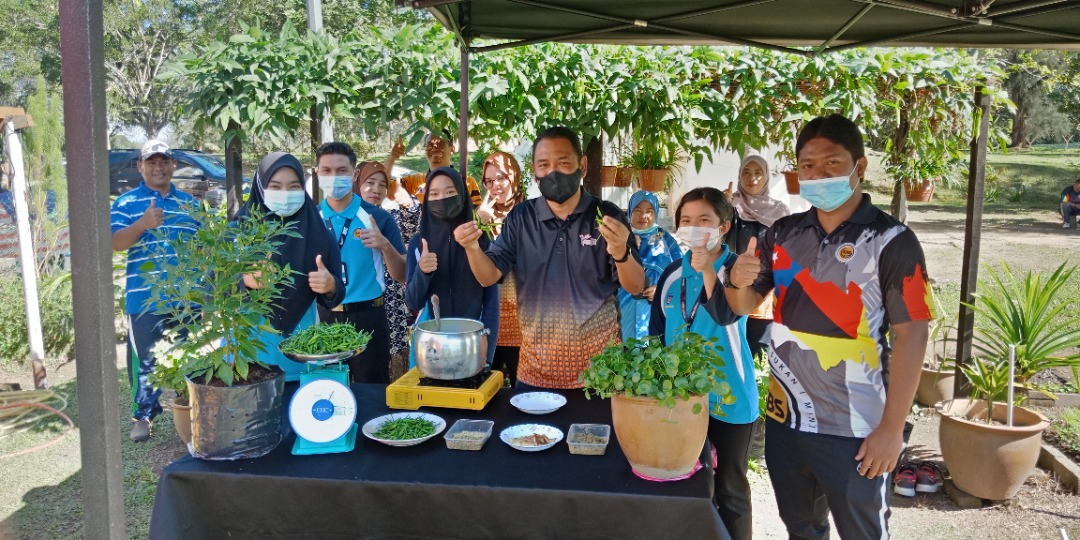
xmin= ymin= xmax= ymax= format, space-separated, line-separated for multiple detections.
xmin=676 ymin=226 xmax=722 ymax=250
xmin=318 ymin=175 xmax=353 ymax=200
xmin=263 ymin=189 xmax=305 ymax=217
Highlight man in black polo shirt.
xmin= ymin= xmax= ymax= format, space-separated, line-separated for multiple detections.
xmin=1061 ymin=178 xmax=1080 ymax=229
xmin=726 ymin=114 xmax=934 ymax=539
xmin=454 ymin=127 xmax=645 ymax=389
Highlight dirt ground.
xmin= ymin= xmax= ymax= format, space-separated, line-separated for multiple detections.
xmin=2 ymin=201 xmax=1079 ymax=539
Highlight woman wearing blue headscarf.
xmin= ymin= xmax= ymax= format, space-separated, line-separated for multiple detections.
xmin=619 ymin=190 xmax=681 ymax=340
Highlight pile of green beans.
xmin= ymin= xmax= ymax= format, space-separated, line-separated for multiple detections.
xmin=279 ymin=323 xmax=372 ymax=355
xmin=373 ymin=416 xmax=436 ymax=440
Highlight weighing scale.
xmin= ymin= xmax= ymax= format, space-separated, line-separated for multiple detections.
xmin=386 ymin=367 xmax=504 ymax=411
xmin=281 ymin=348 xmax=363 ymax=455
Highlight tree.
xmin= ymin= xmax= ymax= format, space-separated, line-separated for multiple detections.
xmin=999 ymin=50 xmax=1070 ymax=148
xmin=0 ymin=0 xmax=61 ymax=105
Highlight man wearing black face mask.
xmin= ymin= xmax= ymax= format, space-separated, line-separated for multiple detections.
xmin=454 ymin=127 xmax=645 ymax=390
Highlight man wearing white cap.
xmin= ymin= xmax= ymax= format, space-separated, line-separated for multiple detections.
xmin=110 ymin=140 xmax=199 ymax=442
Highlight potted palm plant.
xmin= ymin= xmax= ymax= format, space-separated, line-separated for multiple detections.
xmin=142 ymin=204 xmax=299 ymax=460
xmin=580 ymin=332 xmax=732 ymax=479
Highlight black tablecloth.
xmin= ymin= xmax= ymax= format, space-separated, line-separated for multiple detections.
xmin=149 ymin=383 xmax=731 ymax=540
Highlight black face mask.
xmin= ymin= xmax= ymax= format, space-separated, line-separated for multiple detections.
xmin=537 ymin=169 xmax=582 ymax=204
xmin=428 ymin=195 xmax=464 ymax=221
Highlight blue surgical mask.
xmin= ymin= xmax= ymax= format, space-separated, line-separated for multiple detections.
xmin=632 ymin=224 xmax=659 ymax=235
xmin=318 ymin=175 xmax=353 ymax=200
xmin=264 ymin=189 xmax=305 ymax=217
xmin=799 ymin=166 xmax=858 ymax=212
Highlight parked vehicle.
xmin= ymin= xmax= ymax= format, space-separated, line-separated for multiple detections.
xmin=108 ymin=148 xmax=250 ymax=203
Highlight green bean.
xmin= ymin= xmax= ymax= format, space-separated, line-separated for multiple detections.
xmin=280 ymin=323 xmax=372 ymax=355
xmin=373 ymin=416 xmax=436 ymax=440
xmin=595 ymin=208 xmax=606 ymax=237
xmin=473 ymin=211 xmax=496 ymax=240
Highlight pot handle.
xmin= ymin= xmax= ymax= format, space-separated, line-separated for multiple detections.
xmin=481 ymin=328 xmax=490 ymax=336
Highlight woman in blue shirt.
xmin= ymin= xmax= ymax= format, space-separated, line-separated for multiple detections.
xmin=649 ymin=187 xmax=758 ymax=540
xmin=406 ymin=167 xmax=499 ymax=364
xmin=619 ymin=190 xmax=681 ymax=340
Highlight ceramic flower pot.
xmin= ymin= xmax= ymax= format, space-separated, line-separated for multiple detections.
xmin=783 ymin=170 xmax=800 ymax=195
xmin=614 ymin=167 xmax=634 ymax=187
xmin=937 ymin=398 xmax=1049 ymax=500
xmin=916 ymin=365 xmax=955 ymax=407
xmin=905 ymin=179 xmax=935 ymax=202
xmin=601 ymin=166 xmax=618 ymax=187
xmin=638 ymin=169 xmax=668 ymax=192
xmin=171 ymin=395 xmax=192 ymax=445
xmin=611 ymin=393 xmax=709 ymax=479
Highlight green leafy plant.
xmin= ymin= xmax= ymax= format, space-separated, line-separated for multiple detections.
xmin=579 ymin=331 xmax=731 ymax=412
xmin=753 ymin=349 xmax=769 ymax=422
xmin=959 ymin=355 xmax=1012 ymax=422
xmin=1050 ymin=408 xmax=1080 ymax=456
xmin=964 ymin=261 xmax=1080 ymax=396
xmin=141 ymin=203 xmax=299 ymax=386
xmin=0 ymin=271 xmax=75 ymax=365
xmin=148 ymin=338 xmax=189 ymax=400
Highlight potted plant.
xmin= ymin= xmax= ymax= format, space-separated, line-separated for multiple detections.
xmin=937 ymin=355 xmax=1050 ymax=500
xmin=148 ymin=339 xmax=193 ymax=445
xmin=580 ymin=332 xmax=732 ymax=479
xmin=621 ymin=146 xmax=682 ymax=193
xmin=776 ymin=151 xmax=799 ymax=195
xmin=142 ymin=204 xmax=299 ymax=460
xmin=917 ymin=318 xmax=956 ymax=407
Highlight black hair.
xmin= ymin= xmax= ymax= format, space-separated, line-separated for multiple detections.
xmin=424 ymin=129 xmax=454 ymax=146
xmin=795 ymin=114 xmax=865 ymax=162
xmin=532 ymin=126 xmax=583 ymax=159
xmin=675 ymin=187 xmax=733 ymax=227
xmin=316 ymin=142 xmax=357 ymax=167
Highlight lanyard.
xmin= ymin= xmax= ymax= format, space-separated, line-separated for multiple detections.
xmin=326 ymin=216 xmax=353 ymax=249
xmin=679 ymin=278 xmax=704 ymax=325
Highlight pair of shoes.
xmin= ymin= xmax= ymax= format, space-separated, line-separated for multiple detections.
xmin=129 ymin=418 xmax=152 ymax=442
xmin=1064 ymin=223 xmax=1071 ymax=229
xmin=893 ymin=461 xmax=944 ymax=497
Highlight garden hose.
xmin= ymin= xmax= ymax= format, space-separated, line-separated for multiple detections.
xmin=0 ymin=389 xmax=74 ymax=459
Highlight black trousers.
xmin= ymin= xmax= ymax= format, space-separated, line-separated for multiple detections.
xmin=319 ymin=304 xmax=391 ymax=384
xmin=708 ymin=418 xmax=755 ymax=540
xmin=765 ymin=419 xmax=891 ymax=540
xmin=745 ymin=317 xmax=772 ymax=360
xmin=491 ymin=345 xmax=520 ymax=386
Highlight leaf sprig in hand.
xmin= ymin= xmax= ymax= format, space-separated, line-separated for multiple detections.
xmin=595 ymin=208 xmax=606 ymax=237
xmin=474 ymin=211 xmax=497 ymax=240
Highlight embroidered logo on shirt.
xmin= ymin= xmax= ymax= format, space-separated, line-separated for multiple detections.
xmin=579 ymin=234 xmax=598 ymax=246
xmin=835 ymin=243 xmax=856 ymax=263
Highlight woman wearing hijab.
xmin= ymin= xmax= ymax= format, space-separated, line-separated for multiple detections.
xmin=354 ymin=160 xmax=420 ymax=380
xmin=726 ymin=153 xmax=790 ymax=359
xmin=405 ymin=166 xmax=499 ymax=364
xmin=619 ymin=190 xmax=682 ymax=340
xmin=238 ymin=152 xmax=345 ymax=381
xmin=476 ymin=152 xmax=527 ymax=384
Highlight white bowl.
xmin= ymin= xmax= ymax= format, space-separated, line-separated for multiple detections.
xmin=499 ymin=424 xmax=564 ymax=452
xmin=362 ymin=412 xmax=446 ymax=447
xmin=510 ymin=392 xmax=568 ymax=415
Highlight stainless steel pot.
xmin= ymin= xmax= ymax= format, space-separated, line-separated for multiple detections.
xmin=412 ymin=318 xmax=489 ymax=380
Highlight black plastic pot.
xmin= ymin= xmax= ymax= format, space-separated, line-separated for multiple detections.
xmin=187 ymin=366 xmax=285 ymax=460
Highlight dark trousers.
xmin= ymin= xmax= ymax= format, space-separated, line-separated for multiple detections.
xmin=765 ymin=419 xmax=891 ymax=540
xmin=491 ymin=346 xmax=520 ymax=386
xmin=709 ymin=418 xmax=755 ymax=540
xmin=745 ymin=317 xmax=772 ymax=360
xmin=320 ymin=304 xmax=391 ymax=384
xmin=1063 ymin=202 xmax=1080 ymax=227
xmin=127 ymin=312 xmax=170 ymax=421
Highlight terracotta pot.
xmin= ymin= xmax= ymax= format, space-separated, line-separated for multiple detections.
xmin=916 ymin=365 xmax=955 ymax=407
xmin=783 ymin=170 xmax=800 ymax=195
xmin=600 ymin=166 xmax=618 ymax=187
xmin=611 ymin=393 xmax=709 ymax=479
xmin=614 ymin=167 xmax=634 ymax=188
xmin=638 ymin=169 xmax=668 ymax=192
xmin=905 ymin=179 xmax=935 ymax=202
xmin=172 ymin=396 xmax=192 ymax=445
xmin=936 ymin=399 xmax=1049 ymax=500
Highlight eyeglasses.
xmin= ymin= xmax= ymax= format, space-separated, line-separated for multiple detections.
xmin=482 ymin=176 xmax=511 ymax=187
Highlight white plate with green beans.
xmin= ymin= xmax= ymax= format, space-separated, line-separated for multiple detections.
xmin=361 ymin=413 xmax=446 ymax=447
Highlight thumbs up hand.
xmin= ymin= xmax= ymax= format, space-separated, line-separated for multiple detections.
xmin=308 ymin=254 xmax=337 ymax=294
xmin=418 ymin=238 xmax=438 ymax=274
xmin=724 ymin=183 xmax=734 ymax=201
xmin=690 ymin=231 xmax=724 ymax=274
xmin=728 ymin=237 xmax=762 ymax=289
xmin=358 ymin=215 xmax=389 ymax=251
xmin=139 ymin=199 xmax=165 ymax=230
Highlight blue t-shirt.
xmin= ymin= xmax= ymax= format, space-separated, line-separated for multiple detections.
xmin=651 ymin=249 xmax=759 ymax=425
xmin=319 ymin=195 xmax=406 ymax=304
xmin=110 ymin=182 xmax=199 ymax=314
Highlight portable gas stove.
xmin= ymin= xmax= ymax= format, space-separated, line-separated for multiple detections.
xmin=386 ymin=367 xmax=504 ymax=410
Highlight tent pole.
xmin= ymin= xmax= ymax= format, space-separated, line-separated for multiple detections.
xmin=459 ymin=42 xmax=469 ymax=176
xmin=953 ymin=86 xmax=991 ymax=398
xmin=58 ymin=0 xmax=126 ymax=537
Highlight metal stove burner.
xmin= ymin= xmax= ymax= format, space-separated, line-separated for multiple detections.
xmin=419 ymin=367 xmax=493 ymax=390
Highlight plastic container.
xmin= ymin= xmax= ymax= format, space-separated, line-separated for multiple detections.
xmin=444 ymin=419 xmax=494 ymax=451
xmin=567 ymin=423 xmax=611 ymax=456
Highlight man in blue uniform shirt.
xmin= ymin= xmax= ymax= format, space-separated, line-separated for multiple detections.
xmin=315 ymin=142 xmax=407 ymax=383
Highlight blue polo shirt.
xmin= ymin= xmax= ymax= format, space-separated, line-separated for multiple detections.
xmin=110 ymin=182 xmax=199 ymax=314
xmin=320 ymin=195 xmax=406 ymax=304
